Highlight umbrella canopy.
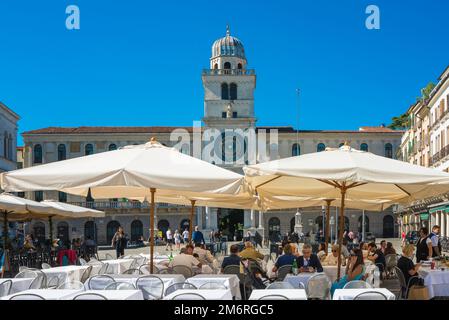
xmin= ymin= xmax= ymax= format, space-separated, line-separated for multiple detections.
xmin=0 ymin=139 xmax=244 ymax=198
xmin=0 ymin=139 xmax=247 ymax=273
xmin=244 ymin=144 xmax=449 ymax=279
xmin=0 ymin=193 xmax=61 ymax=220
xmin=40 ymin=200 xmax=105 ymax=219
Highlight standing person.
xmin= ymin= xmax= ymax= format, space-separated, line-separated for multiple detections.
xmin=182 ymin=228 xmax=189 ymax=244
xmin=174 ymin=230 xmax=182 ymax=250
xmin=401 ymin=230 xmax=406 ymax=247
xmin=429 ymin=225 xmax=441 ymax=258
xmin=209 ymin=229 xmax=215 ymax=243
xmin=192 ymin=226 xmax=205 ymax=245
xmin=415 ymin=227 xmax=432 ymax=262
xmin=165 ymin=228 xmax=173 ymax=251
xmin=111 ymin=226 xmax=127 ymax=259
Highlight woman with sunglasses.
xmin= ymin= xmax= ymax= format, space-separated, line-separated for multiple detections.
xmin=330 ymin=248 xmax=366 ymax=296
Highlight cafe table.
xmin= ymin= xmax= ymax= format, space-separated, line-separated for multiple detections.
xmin=1 ymin=289 xmax=83 ymax=300
xmin=185 ymin=274 xmax=241 ymax=299
xmin=0 ymin=278 xmax=34 ymax=294
xmin=249 ymin=289 xmax=308 ymax=300
xmin=419 ymin=266 xmax=449 ymax=299
xmin=42 ymin=265 xmax=90 ymax=282
xmin=163 ymin=289 xmax=233 ymax=300
xmin=332 ymin=288 xmax=396 ymax=300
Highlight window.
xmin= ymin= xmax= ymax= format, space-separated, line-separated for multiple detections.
xmin=157 ymin=220 xmax=170 ymax=238
xmin=8 ymin=134 xmax=12 ymax=160
xmin=268 ymin=217 xmax=281 ymax=241
xmin=292 ymin=143 xmax=300 ymax=156
xmin=58 ymin=191 xmax=67 ymax=203
xmin=85 ymin=144 xmax=94 ymax=155
xmin=57 ymin=144 xmax=66 ymax=161
xmin=33 ymin=144 xmax=43 ymax=164
xmin=385 ymin=143 xmax=393 ymax=158
xmin=360 ymin=143 xmax=368 ymax=152
xmin=35 ymin=191 xmax=43 ymax=202
xmin=108 ymin=143 xmax=117 ymax=151
xmin=230 ymin=83 xmax=237 ymax=100
xmin=84 ymin=221 xmax=97 ymax=241
xmin=131 ymin=220 xmax=143 ymax=241
xmin=221 ymin=83 xmax=229 ymax=100
xmin=232 ymin=112 xmax=237 ymax=118
xmin=317 ymin=143 xmax=326 ymax=152
xmin=224 ymin=62 xmax=231 ymax=69
xmin=237 ymin=63 xmax=242 ymax=69
xmin=222 ymin=112 xmax=227 ymax=118
xmin=2 ymin=131 xmax=6 ymax=158
xmin=214 ymin=63 xmax=218 ymax=69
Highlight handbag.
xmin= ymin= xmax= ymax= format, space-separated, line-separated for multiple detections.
xmin=408 ymin=285 xmax=430 ymax=300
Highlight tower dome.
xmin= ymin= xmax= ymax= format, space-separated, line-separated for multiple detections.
xmin=212 ymin=26 xmax=245 ymax=59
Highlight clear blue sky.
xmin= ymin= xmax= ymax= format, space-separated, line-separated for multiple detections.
xmin=1 ymin=0 xmax=448 ymax=146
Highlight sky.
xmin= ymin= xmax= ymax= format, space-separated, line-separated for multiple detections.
xmin=0 ymin=0 xmax=448 ymax=146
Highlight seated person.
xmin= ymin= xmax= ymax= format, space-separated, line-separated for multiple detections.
xmin=317 ymin=243 xmax=327 ymax=262
xmin=272 ymin=244 xmax=296 ymax=274
xmin=367 ymin=242 xmax=386 ymax=273
xmin=330 ymin=248 xmax=366 ymax=296
xmin=221 ymin=244 xmax=241 ymax=272
xmin=193 ymin=243 xmax=214 ymax=267
xmin=359 ymin=242 xmax=369 ymax=259
xmin=384 ymin=242 xmax=397 ymax=256
xmin=169 ymin=244 xmax=202 ymax=271
xmin=297 ymin=244 xmax=323 ymax=273
xmin=239 ymin=241 xmax=264 ymax=261
xmin=397 ymin=244 xmax=422 ymax=296
xmin=323 ymin=244 xmax=346 ymax=266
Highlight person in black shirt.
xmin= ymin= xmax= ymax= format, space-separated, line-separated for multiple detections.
xmin=397 ymin=244 xmax=421 ymax=298
xmin=221 ymin=244 xmax=241 ymax=272
xmin=416 ymin=227 xmax=432 ymax=262
xmin=367 ymin=242 xmax=386 ymax=274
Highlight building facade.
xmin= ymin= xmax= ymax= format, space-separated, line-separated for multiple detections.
xmin=19 ymin=28 xmax=403 ymax=244
xmin=0 ymin=102 xmax=19 ymax=174
xmin=398 ymin=65 xmax=449 ymax=238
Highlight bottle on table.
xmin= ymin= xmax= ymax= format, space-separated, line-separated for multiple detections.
xmin=292 ymin=259 xmax=298 ymax=275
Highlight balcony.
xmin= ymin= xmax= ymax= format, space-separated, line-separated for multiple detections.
xmin=67 ymin=201 xmax=185 ymax=210
xmin=202 ymin=69 xmax=255 ymax=76
xmin=430 ymin=108 xmax=449 ymax=132
xmin=430 ymin=144 xmax=449 ymax=167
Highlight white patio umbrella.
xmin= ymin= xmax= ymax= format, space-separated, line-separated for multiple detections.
xmin=244 ymin=144 xmax=449 ymax=279
xmin=0 ymin=138 xmax=245 ymax=272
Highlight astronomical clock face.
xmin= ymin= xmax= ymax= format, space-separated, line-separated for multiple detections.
xmin=213 ymin=131 xmax=245 ymax=163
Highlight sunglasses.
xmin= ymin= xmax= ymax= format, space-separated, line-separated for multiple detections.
xmin=332 ymin=250 xmax=337 ymax=252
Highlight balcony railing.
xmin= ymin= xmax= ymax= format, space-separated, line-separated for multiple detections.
xmin=67 ymin=201 xmax=185 ymax=210
xmin=430 ymin=144 xmax=449 ymax=166
xmin=202 ymin=69 xmax=255 ymax=76
xmin=430 ymin=108 xmax=449 ymax=131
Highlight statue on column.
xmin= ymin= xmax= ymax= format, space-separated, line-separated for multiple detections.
xmin=226 ymin=103 xmax=233 ymax=118
xmin=294 ymin=209 xmax=303 ymax=236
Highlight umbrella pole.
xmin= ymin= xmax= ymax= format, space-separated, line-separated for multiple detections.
xmin=188 ymin=200 xmax=196 ymax=243
xmin=324 ymin=199 xmax=333 ymax=253
xmin=2 ymin=211 xmax=7 ymax=258
xmin=48 ymin=216 xmax=54 ymax=246
xmin=337 ymin=186 xmax=347 ymax=281
xmin=149 ymin=188 xmax=156 ymax=274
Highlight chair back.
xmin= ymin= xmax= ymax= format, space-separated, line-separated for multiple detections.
xmin=343 ymin=280 xmax=373 ymax=289
xmin=139 ymin=263 xmax=161 ymax=275
xmin=15 ymin=270 xmax=38 ymax=279
xmin=41 ymin=263 xmax=51 ymax=269
xmin=105 ymin=281 xmax=136 ymax=290
xmin=122 ymin=268 xmax=142 ymax=275
xmin=87 ymin=274 xmax=116 ymax=290
xmin=73 ymin=293 xmax=108 ymax=300
xmin=276 ymin=264 xmax=292 ymax=281
xmin=385 ymin=254 xmax=397 ymax=268
xmin=105 ymin=253 xmax=114 ymax=260
xmin=98 ymin=262 xmax=109 ymax=275
xmin=9 ymin=293 xmax=45 ymax=300
xmin=223 ymin=265 xmax=240 ymax=275
xmin=80 ymin=266 xmax=93 ymax=283
xmin=258 ymin=294 xmax=289 ymax=300
xmin=306 ymin=274 xmax=331 ymax=300
xmin=57 ymin=280 xmax=85 ymax=290
xmin=266 ymin=281 xmax=294 ymax=290
xmin=394 ymin=266 xmax=407 ymax=289
xmin=171 ymin=292 xmax=206 ymax=300
xmin=47 ymin=275 xmax=64 ymax=289
xmin=135 ymin=275 xmax=165 ymax=300
xmin=172 ymin=265 xmax=193 ymax=278
xmin=198 ymin=282 xmax=227 ymax=289
xmin=0 ymin=280 xmax=12 ymax=297
xmin=354 ymin=291 xmax=389 ymax=300
xmin=165 ymin=282 xmax=197 ymax=296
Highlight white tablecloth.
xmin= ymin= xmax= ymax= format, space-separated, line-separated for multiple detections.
xmin=90 ymin=259 xmax=134 ymax=275
xmin=249 ymin=289 xmax=308 ymax=300
xmin=420 ymin=268 xmax=449 ymax=299
xmin=163 ymin=289 xmax=233 ymax=300
xmin=1 ymin=289 xmax=83 ymax=300
xmin=186 ymin=274 xmax=241 ymax=299
xmin=85 ymin=273 xmax=185 ymax=291
xmin=0 ymin=278 xmax=34 ymax=294
xmin=42 ymin=265 xmax=90 ymax=282
xmin=332 ymin=288 xmax=395 ymax=300
xmin=67 ymin=290 xmax=144 ymax=300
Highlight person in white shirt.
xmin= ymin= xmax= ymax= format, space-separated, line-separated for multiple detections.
xmin=323 ymin=244 xmax=346 ymax=266
xmin=165 ymin=228 xmax=173 ymax=251
xmin=193 ymin=243 xmax=214 ymax=267
xmin=169 ymin=244 xmax=202 ymax=271
xmin=182 ymin=229 xmax=189 ymax=244
xmin=174 ymin=230 xmax=182 ymax=250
